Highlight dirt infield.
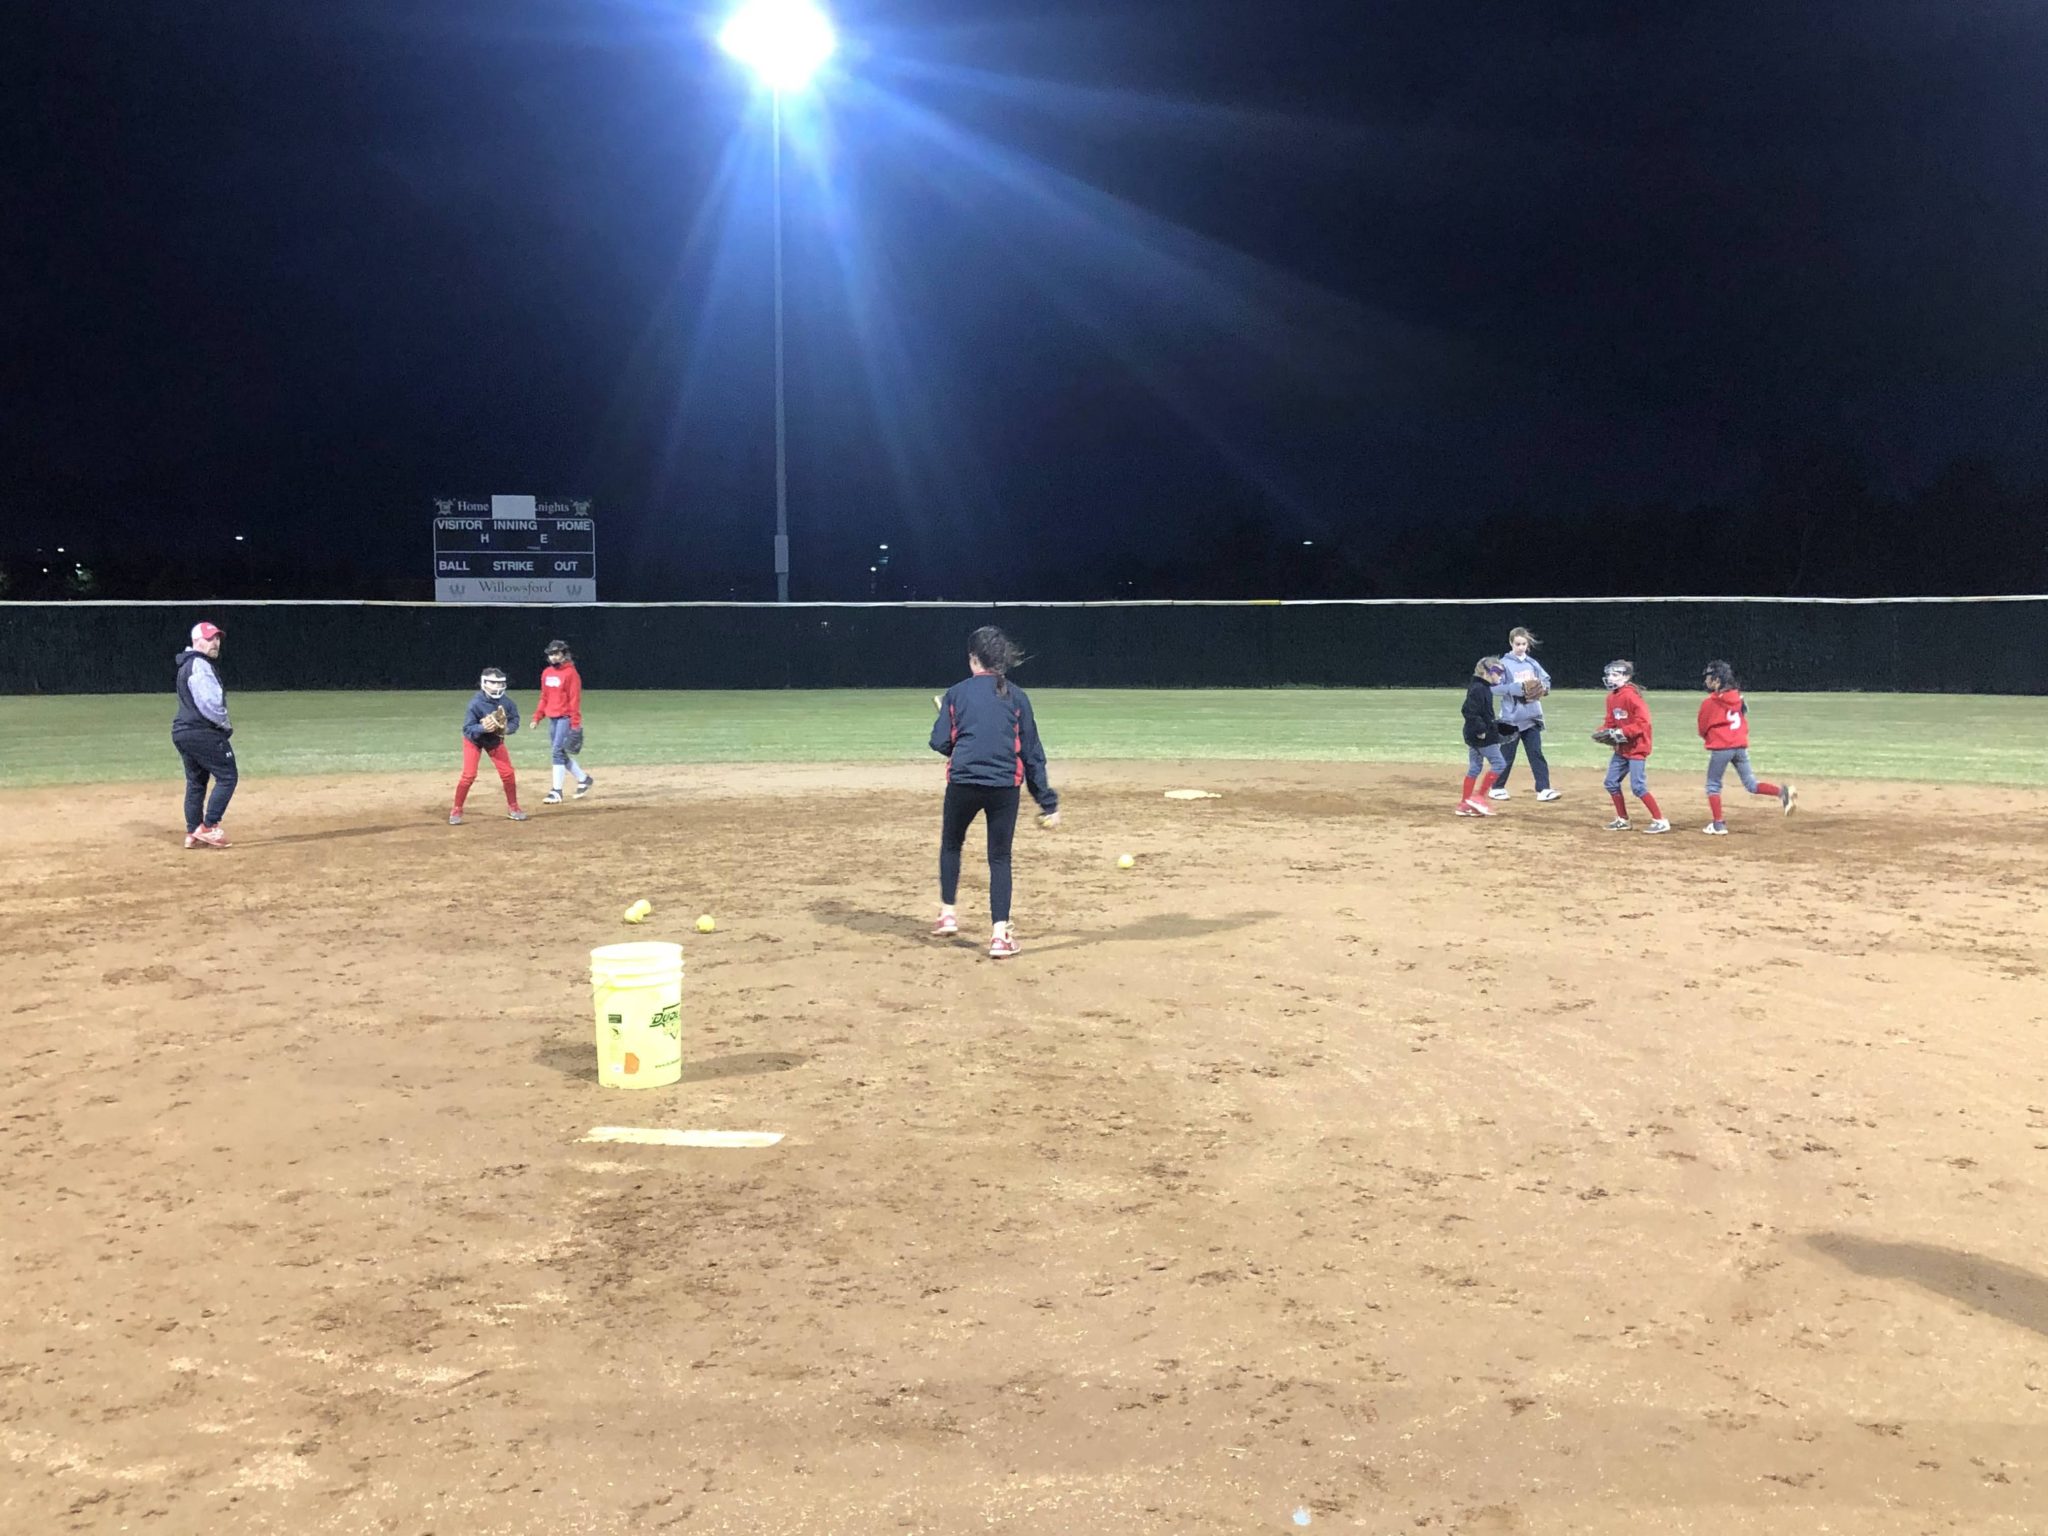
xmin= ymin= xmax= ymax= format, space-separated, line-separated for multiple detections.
xmin=3 ymin=762 xmax=2044 ymax=1535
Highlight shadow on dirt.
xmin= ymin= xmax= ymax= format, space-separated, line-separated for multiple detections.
xmin=534 ymin=1041 xmax=809 ymax=1086
xmin=809 ymin=899 xmax=1276 ymax=955
xmin=1805 ymin=1232 xmax=2048 ymax=1338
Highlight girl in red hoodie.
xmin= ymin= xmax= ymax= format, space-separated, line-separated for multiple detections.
xmin=1697 ymin=659 xmax=1797 ymax=834
xmin=531 ymin=639 xmax=594 ymax=803
xmin=1594 ymin=659 xmax=1670 ymax=833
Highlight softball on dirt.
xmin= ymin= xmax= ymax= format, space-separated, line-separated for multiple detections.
xmin=1117 ymin=853 xmax=1136 ymax=869
xmin=623 ymin=899 xmax=652 ymax=925
xmin=695 ymin=915 xmax=716 ymax=933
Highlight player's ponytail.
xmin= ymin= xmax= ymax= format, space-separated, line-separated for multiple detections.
xmin=968 ymin=625 xmax=1026 ymax=698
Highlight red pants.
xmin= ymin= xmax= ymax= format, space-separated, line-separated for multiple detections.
xmin=453 ymin=739 xmax=518 ymax=811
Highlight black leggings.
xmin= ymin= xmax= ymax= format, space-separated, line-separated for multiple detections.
xmin=939 ymin=782 xmax=1021 ymax=924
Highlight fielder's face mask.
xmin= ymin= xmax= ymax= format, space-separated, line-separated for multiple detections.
xmin=1602 ymin=662 xmax=1634 ymax=690
xmin=480 ymin=669 xmax=508 ymax=700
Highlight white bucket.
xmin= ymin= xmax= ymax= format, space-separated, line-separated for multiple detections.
xmin=589 ymin=941 xmax=684 ymax=1089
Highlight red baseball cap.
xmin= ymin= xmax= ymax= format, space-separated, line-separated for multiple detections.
xmin=191 ymin=622 xmax=224 ymax=644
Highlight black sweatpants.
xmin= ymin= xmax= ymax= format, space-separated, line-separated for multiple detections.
xmin=173 ymin=727 xmax=239 ymax=832
xmin=1496 ymin=724 xmax=1552 ymax=791
xmin=939 ymin=782 xmax=1021 ymax=924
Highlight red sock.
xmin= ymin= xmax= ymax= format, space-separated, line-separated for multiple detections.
xmin=1753 ymin=781 xmax=1779 ymax=797
xmin=1640 ymin=792 xmax=1663 ymax=820
xmin=1610 ymin=790 xmax=1628 ymax=818
xmin=1462 ymin=775 xmax=1477 ymax=801
xmin=1477 ymin=771 xmax=1497 ymax=797
xmin=1708 ymin=793 xmax=1724 ymax=821
xmin=503 ymin=774 xmax=519 ymax=808
xmin=453 ymin=781 xmax=473 ymax=812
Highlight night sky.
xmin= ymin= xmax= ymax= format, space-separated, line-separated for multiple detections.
xmin=10 ymin=1 xmax=2048 ymax=597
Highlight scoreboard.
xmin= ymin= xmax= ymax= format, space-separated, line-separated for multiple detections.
xmin=433 ymin=495 xmax=597 ymax=603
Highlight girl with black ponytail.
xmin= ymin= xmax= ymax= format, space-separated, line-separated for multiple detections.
xmin=928 ymin=626 xmax=1060 ymax=958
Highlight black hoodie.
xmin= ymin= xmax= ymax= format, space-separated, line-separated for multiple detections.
xmin=172 ymin=648 xmax=231 ymax=735
xmin=1461 ymin=675 xmax=1511 ymax=749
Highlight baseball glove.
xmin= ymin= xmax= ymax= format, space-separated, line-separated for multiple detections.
xmin=1591 ymin=727 xmax=1627 ymax=747
xmin=564 ymin=726 xmax=584 ymax=755
xmin=1520 ymin=676 xmax=1548 ymax=700
xmin=482 ymin=706 xmax=509 ymax=735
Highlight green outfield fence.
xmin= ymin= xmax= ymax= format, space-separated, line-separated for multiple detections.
xmin=1 ymin=597 xmax=2042 ymax=694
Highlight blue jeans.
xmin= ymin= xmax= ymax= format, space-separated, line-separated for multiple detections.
xmin=1602 ymin=754 xmax=1649 ymax=798
xmin=1706 ymin=748 xmax=1758 ymax=794
xmin=548 ymin=716 xmax=587 ymax=773
xmin=1495 ymin=724 xmax=1550 ymax=791
xmin=1467 ymin=742 xmax=1507 ymax=777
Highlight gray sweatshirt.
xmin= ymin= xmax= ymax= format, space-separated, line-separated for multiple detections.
xmin=1491 ymin=653 xmax=1552 ymax=729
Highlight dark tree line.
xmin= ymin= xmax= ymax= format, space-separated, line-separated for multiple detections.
xmin=7 ymin=457 xmax=2044 ymax=602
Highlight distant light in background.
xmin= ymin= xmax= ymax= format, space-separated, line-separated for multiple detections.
xmin=718 ymin=0 xmax=837 ymax=94
xmin=235 ymin=535 xmax=246 ymax=542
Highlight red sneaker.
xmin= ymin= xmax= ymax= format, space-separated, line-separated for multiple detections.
xmin=1461 ymin=798 xmax=1495 ymax=818
xmin=989 ymin=932 xmax=1019 ymax=959
xmin=931 ymin=911 xmax=959 ymax=938
xmin=192 ymin=824 xmax=230 ymax=848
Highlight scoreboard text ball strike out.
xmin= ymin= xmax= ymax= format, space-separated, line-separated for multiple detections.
xmin=433 ymin=495 xmax=598 ymax=604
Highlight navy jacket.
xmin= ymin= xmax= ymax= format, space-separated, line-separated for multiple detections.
xmin=930 ymin=674 xmax=1058 ymax=813
xmin=1462 ymin=676 xmax=1514 ymax=749
xmin=172 ymin=649 xmax=231 ymax=736
xmin=462 ymin=690 xmax=523 ymax=748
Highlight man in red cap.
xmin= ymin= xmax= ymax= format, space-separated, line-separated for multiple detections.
xmin=172 ymin=621 xmax=238 ymax=848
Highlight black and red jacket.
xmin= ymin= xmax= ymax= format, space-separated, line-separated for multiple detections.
xmin=930 ymin=673 xmax=1058 ymax=814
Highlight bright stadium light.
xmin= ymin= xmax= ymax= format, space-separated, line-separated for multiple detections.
xmin=718 ymin=0 xmax=836 ymax=94
xmin=717 ymin=0 xmax=839 ymax=601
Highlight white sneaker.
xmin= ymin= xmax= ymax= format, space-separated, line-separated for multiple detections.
xmin=1535 ymin=789 xmax=1562 ymax=802
xmin=1486 ymin=787 xmax=1510 ymax=801
xmin=1644 ymin=819 xmax=1672 ymax=834
xmin=1781 ymin=784 xmax=1798 ymax=816
xmin=1605 ymin=818 xmax=1632 ymax=831
xmin=1702 ymin=822 xmax=1729 ymax=835
xmin=542 ymin=791 xmax=564 ymax=804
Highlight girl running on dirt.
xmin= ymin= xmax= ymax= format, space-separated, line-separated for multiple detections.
xmin=1697 ymin=659 xmax=1797 ymax=834
xmin=928 ymin=626 xmax=1060 ymax=959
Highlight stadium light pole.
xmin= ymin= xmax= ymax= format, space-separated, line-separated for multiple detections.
xmin=718 ymin=0 xmax=837 ymax=603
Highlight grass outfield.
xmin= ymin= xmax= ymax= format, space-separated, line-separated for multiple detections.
xmin=2 ymin=689 xmax=2037 ymax=789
